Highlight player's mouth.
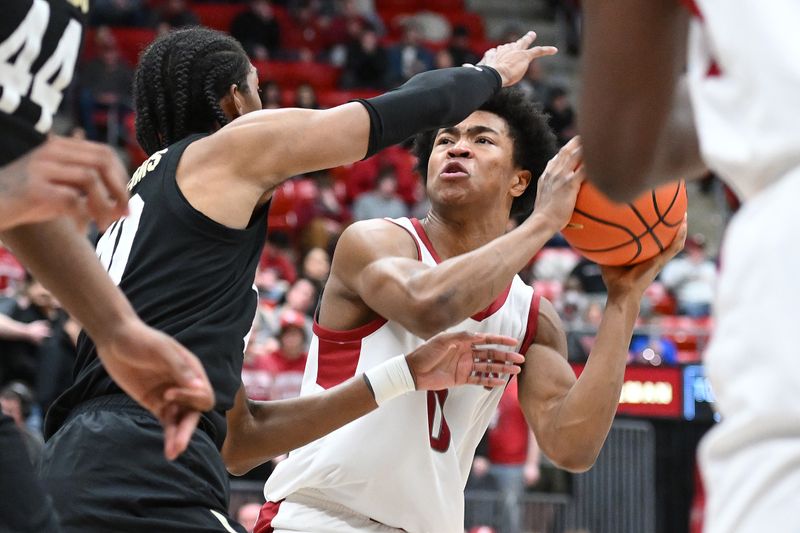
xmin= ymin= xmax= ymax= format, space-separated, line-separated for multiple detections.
xmin=440 ymin=161 xmax=470 ymax=179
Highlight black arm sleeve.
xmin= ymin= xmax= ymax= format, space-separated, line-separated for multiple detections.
xmin=355 ymin=66 xmax=502 ymax=158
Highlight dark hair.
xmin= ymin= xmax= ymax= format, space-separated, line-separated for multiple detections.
xmin=134 ymin=27 xmax=252 ymax=155
xmin=412 ymin=87 xmax=557 ymax=217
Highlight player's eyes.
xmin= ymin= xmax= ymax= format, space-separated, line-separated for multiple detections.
xmin=436 ymin=137 xmax=453 ymax=145
xmin=476 ymin=137 xmax=493 ymax=144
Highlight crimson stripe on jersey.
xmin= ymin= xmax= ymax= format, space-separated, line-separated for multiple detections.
xmin=680 ymin=0 xmax=703 ymax=18
xmin=386 ymin=217 xmax=422 ymax=260
xmin=519 ymin=293 xmax=541 ymax=354
xmin=316 ymin=337 xmax=362 ymax=388
xmin=254 ymin=500 xmax=283 ymax=533
xmin=409 ymin=217 xmax=512 ymax=321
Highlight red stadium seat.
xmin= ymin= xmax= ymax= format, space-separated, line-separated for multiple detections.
xmin=426 ymin=0 xmax=465 ymax=12
xmin=375 ymin=0 xmax=423 ymax=12
xmin=83 ymin=27 xmax=157 ymax=67
xmin=254 ymin=61 xmax=341 ymax=90
xmin=192 ymin=3 xmax=248 ymax=33
xmin=443 ymin=11 xmax=485 ymax=40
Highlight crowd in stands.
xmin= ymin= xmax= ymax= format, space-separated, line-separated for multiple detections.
xmin=2 ymin=2 xmax=724 ymax=532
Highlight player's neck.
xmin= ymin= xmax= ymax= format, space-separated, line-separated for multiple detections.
xmin=421 ymin=210 xmax=507 ymax=259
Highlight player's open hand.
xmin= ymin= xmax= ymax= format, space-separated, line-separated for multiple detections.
xmin=531 ymin=136 xmax=585 ymax=232
xmin=601 ymin=215 xmax=688 ymax=299
xmin=477 ymin=31 xmax=557 ymax=87
xmin=0 ymin=136 xmax=129 ymax=232
xmin=95 ymin=318 xmax=215 ymax=460
xmin=406 ymin=331 xmax=524 ymax=391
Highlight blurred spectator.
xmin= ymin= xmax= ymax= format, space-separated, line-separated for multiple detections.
xmin=231 ymin=0 xmax=282 ymax=61
xmin=567 ymin=257 xmax=607 ymax=295
xmin=403 ymin=11 xmax=451 ymax=43
xmin=78 ymin=28 xmax=134 ymax=144
xmin=255 ymin=265 xmax=290 ymax=305
xmin=242 ymin=310 xmax=308 ymax=401
xmin=557 ymin=275 xmax=589 ymax=324
xmin=300 ymin=247 xmax=331 ymax=293
xmin=486 ymin=377 xmax=541 ymax=533
xmin=254 ymin=278 xmax=317 ymax=350
xmin=517 ymin=60 xmax=552 ymax=104
xmin=659 ymin=235 xmax=717 ymax=317
xmin=352 ymin=170 xmax=409 ymax=221
xmin=0 ymin=382 xmax=44 ymax=469
xmin=259 ymin=80 xmax=284 ymax=109
xmin=386 ymin=22 xmax=434 ymax=86
xmin=156 ymin=0 xmax=199 ymax=31
xmin=340 ymin=27 xmax=388 ymax=90
xmin=259 ymin=234 xmax=298 ymax=285
xmin=236 ymin=501 xmax=263 ymax=533
xmin=293 ymin=83 xmax=320 ymax=109
xmin=544 ymin=86 xmax=577 ymax=146
xmin=553 ymin=0 xmax=581 ymax=56
xmin=0 ymin=276 xmax=77 ymax=413
xmin=90 ymin=0 xmax=149 ymax=26
xmin=447 ymin=25 xmax=480 ymax=66
xmin=433 ymin=48 xmax=455 ymax=70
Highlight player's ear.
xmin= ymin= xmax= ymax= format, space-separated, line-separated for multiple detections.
xmin=510 ymin=170 xmax=532 ymax=198
xmin=219 ymin=84 xmax=245 ymax=121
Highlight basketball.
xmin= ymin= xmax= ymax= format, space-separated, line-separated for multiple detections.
xmin=561 ymin=180 xmax=687 ymax=266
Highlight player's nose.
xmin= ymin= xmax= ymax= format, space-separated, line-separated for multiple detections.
xmin=446 ymin=139 xmax=473 ymax=158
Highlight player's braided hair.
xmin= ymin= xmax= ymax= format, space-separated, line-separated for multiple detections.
xmin=133 ymin=27 xmax=252 ymax=155
xmin=413 ymin=87 xmax=557 ymax=218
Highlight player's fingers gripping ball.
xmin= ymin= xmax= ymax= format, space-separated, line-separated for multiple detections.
xmin=561 ymin=180 xmax=687 ymax=266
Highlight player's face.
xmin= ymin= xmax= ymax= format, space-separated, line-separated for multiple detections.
xmin=427 ymin=111 xmax=519 ymax=211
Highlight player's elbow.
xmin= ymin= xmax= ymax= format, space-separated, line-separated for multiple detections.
xmin=547 ymin=448 xmax=598 ymax=474
xmin=583 ymin=142 xmax=654 ymax=203
xmin=405 ymin=288 xmax=458 ymax=339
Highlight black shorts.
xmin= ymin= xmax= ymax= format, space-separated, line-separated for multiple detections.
xmin=40 ymin=395 xmax=246 ymax=533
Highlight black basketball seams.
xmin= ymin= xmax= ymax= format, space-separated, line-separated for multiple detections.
xmin=628 ymin=203 xmax=665 ymax=252
xmin=654 ymin=182 xmax=683 ymax=228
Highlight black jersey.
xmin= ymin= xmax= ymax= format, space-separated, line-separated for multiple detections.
xmin=0 ymin=0 xmax=87 ymax=164
xmin=45 ymin=134 xmax=269 ymax=446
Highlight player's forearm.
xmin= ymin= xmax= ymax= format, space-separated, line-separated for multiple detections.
xmin=0 ymin=220 xmax=138 ymax=347
xmin=544 ymin=294 xmax=638 ymax=471
xmin=386 ymin=214 xmax=556 ymax=337
xmin=223 ymin=376 xmax=377 ymax=475
xmin=0 ymin=314 xmax=32 ymax=341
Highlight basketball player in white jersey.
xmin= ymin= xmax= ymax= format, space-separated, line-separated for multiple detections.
xmin=241 ymin=92 xmax=686 ymax=532
xmin=579 ymin=1 xmax=800 ymax=532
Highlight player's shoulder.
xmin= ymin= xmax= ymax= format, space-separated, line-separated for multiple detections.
xmin=337 ymin=218 xmax=419 ymax=260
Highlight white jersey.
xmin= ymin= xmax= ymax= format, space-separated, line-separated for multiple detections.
xmin=685 ymin=0 xmax=800 ymax=200
xmin=264 ymin=217 xmax=540 ymax=533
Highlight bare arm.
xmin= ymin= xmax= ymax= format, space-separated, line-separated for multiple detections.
xmin=331 ymin=139 xmax=584 ymax=339
xmin=223 ymin=331 xmax=525 ymax=475
xmin=517 ymin=223 xmax=687 ymax=472
xmin=579 ymin=0 xmax=704 ymax=201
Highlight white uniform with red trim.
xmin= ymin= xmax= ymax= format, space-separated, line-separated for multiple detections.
xmin=261 ymin=217 xmax=540 ymax=533
xmin=684 ymin=2 xmax=800 ymax=533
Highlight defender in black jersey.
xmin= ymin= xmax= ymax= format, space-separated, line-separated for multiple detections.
xmin=39 ymin=26 xmax=550 ymax=532
xmin=1 ymin=2 xmax=216 ymax=531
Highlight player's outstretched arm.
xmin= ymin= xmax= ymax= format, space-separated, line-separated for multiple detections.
xmin=517 ymin=220 xmax=687 ymax=472
xmin=328 ymin=139 xmax=584 ymax=339
xmin=0 ymin=136 xmax=130 ymax=232
xmin=0 ymin=221 xmax=214 ymax=460
xmin=579 ymin=0 xmax=705 ymax=201
xmin=222 ymin=332 xmax=523 ymax=476
xmin=183 ymin=32 xmax=556 ymax=196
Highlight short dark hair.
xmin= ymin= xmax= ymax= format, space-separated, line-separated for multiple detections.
xmin=134 ymin=27 xmax=252 ymax=155
xmin=412 ymin=87 xmax=557 ymax=217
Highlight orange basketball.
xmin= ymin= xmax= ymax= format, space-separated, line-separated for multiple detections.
xmin=561 ymin=180 xmax=687 ymax=266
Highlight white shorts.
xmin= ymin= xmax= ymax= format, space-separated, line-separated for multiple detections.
xmin=271 ymin=491 xmax=405 ymax=533
xmin=700 ymin=166 xmax=800 ymax=533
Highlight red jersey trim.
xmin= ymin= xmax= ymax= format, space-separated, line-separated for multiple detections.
xmin=680 ymin=0 xmax=703 ymax=18
xmin=312 ymin=316 xmax=387 ymax=343
xmin=385 ymin=217 xmax=422 ymax=260
xmin=519 ymin=293 xmax=541 ymax=354
xmin=254 ymin=500 xmax=283 ymax=533
xmin=409 ymin=217 xmax=512 ymax=322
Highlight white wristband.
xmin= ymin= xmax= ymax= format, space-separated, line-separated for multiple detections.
xmin=364 ymin=355 xmax=416 ymax=406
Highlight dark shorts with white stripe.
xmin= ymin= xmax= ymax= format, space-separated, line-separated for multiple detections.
xmin=40 ymin=395 xmax=246 ymax=533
